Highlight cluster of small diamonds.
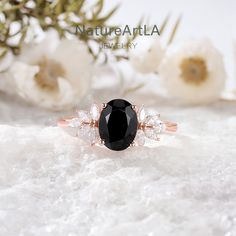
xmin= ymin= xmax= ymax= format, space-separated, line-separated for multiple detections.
xmin=134 ymin=106 xmax=166 ymax=146
xmin=67 ymin=104 xmax=101 ymax=145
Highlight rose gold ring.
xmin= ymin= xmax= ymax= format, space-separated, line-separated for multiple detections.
xmin=58 ymin=99 xmax=177 ymax=151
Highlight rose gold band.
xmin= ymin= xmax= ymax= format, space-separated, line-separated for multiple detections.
xmin=57 ymin=116 xmax=98 ymax=128
xmin=57 ymin=116 xmax=75 ymax=128
xmin=57 ymin=116 xmax=177 ymax=132
xmin=162 ymin=121 xmax=178 ymax=132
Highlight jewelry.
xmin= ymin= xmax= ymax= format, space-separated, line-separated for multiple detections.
xmin=57 ymin=99 xmax=177 ymax=151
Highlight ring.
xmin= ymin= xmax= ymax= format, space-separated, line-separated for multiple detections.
xmin=57 ymin=99 xmax=177 ymax=151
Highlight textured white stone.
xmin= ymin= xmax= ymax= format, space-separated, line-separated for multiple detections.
xmin=0 ymin=93 xmax=236 ymax=236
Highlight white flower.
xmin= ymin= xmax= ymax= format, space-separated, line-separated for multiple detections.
xmin=130 ymin=38 xmax=165 ymax=74
xmin=0 ymin=48 xmax=13 ymax=72
xmin=159 ymin=39 xmax=226 ymax=104
xmin=10 ymin=33 xmax=93 ymax=110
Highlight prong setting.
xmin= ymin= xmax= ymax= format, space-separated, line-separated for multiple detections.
xmin=100 ymin=139 xmax=105 ymax=145
xmin=132 ymin=105 xmax=138 ymax=112
xmin=102 ymin=103 xmax=107 ymax=109
xmin=130 ymin=142 xmax=136 ymax=147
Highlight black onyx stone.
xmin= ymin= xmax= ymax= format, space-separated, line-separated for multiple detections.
xmin=99 ymin=99 xmax=138 ymax=151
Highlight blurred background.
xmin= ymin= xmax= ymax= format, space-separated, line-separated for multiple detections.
xmin=1 ymin=0 xmax=235 ymax=123
xmin=105 ymin=0 xmax=236 ymax=89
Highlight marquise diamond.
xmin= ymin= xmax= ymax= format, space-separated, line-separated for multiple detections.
xmin=90 ymin=104 xmax=100 ymax=120
xmin=68 ymin=118 xmax=81 ymax=128
xmin=135 ymin=129 xmax=145 ymax=146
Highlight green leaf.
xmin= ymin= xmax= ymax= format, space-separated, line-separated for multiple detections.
xmin=94 ymin=4 xmax=120 ymax=24
xmin=159 ymin=13 xmax=170 ymax=35
xmin=168 ymin=14 xmax=182 ymax=45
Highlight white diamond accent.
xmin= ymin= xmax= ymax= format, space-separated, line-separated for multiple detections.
xmin=138 ymin=106 xmax=146 ymax=122
xmin=145 ymin=115 xmax=162 ymax=130
xmin=78 ymin=125 xmax=91 ymax=141
xmin=76 ymin=107 xmax=100 ymax=145
xmin=89 ymin=127 xmax=100 ymax=145
xmin=135 ymin=130 xmax=145 ymax=146
xmin=78 ymin=125 xmax=99 ymax=145
xmin=77 ymin=110 xmax=90 ymax=123
xmin=144 ymin=114 xmax=163 ymax=141
xmin=68 ymin=118 xmax=81 ymax=128
xmin=90 ymin=104 xmax=100 ymax=120
xmin=144 ymin=128 xmax=160 ymax=141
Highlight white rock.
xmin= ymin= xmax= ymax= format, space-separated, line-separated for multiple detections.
xmin=0 ymin=96 xmax=236 ymax=236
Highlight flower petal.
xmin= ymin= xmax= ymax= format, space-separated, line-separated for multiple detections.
xmin=159 ymin=39 xmax=226 ymax=104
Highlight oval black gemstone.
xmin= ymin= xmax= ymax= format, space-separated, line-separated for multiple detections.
xmin=98 ymin=99 xmax=138 ymax=151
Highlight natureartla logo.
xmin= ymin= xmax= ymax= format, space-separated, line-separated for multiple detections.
xmin=76 ymin=25 xmax=160 ymax=50
xmin=76 ymin=25 xmax=160 ymax=37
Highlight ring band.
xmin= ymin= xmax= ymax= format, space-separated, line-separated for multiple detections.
xmin=58 ymin=99 xmax=177 ymax=151
xmin=58 ymin=117 xmax=177 ymax=132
